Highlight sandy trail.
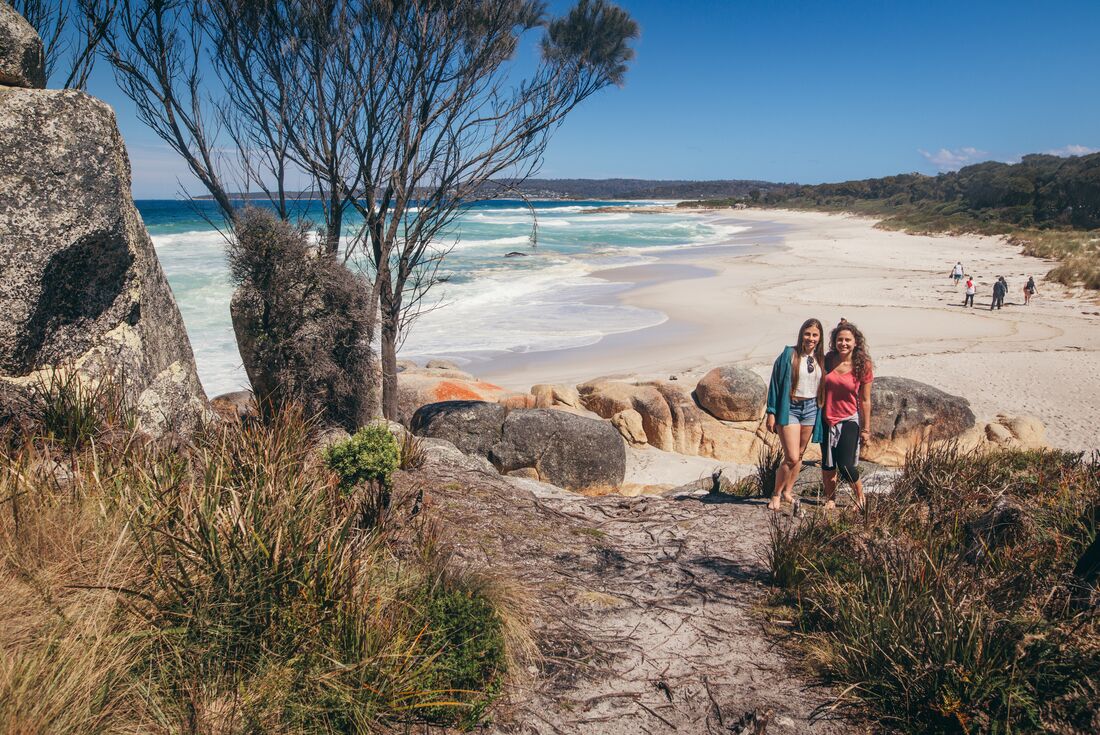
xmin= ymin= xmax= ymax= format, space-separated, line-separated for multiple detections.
xmin=403 ymin=442 xmax=855 ymax=734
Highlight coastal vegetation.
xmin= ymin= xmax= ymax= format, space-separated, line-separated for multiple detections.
xmin=683 ymin=152 xmax=1100 ymax=289
xmin=767 ymin=444 xmax=1100 ymax=733
xmin=0 ymin=374 xmax=522 ymax=733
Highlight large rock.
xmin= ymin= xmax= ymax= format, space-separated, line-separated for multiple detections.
xmin=694 ymin=365 xmax=767 ymax=421
xmin=863 ymin=376 xmax=976 ymax=465
xmin=579 ymin=379 xmax=772 ymax=462
xmin=611 ymin=409 xmax=647 ymax=445
xmin=409 ymin=400 xmax=509 ymax=459
xmin=0 ymin=4 xmax=45 ymax=89
xmin=398 ymin=370 xmax=517 ymax=426
xmin=491 ymin=409 xmax=626 ymax=491
xmin=0 ymin=85 xmax=207 ymax=435
xmin=578 ymin=380 xmax=675 ymax=449
xmin=531 ymin=383 xmax=582 ymax=409
xmin=410 ymin=401 xmax=626 ymax=491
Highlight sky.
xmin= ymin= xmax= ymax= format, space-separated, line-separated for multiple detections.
xmin=71 ymin=0 xmax=1100 ymax=198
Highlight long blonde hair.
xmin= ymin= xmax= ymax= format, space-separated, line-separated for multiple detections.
xmin=790 ymin=318 xmax=826 ymax=402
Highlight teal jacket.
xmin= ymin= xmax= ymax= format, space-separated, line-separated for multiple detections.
xmin=766 ymin=345 xmax=825 ymax=443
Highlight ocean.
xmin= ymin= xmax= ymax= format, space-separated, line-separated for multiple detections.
xmin=139 ymin=199 xmax=750 ymax=396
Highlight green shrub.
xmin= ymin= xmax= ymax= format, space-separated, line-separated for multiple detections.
xmin=420 ymin=580 xmax=507 ymax=728
xmin=324 ymin=423 xmax=401 ymax=492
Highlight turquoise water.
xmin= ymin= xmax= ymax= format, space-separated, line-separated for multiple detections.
xmin=139 ymin=200 xmax=751 ymax=395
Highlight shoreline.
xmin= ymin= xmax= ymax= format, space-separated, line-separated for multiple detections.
xmin=476 ymin=208 xmax=1100 ymax=452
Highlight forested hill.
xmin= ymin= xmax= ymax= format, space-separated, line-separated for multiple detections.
xmin=499 ymin=178 xmax=786 ymax=200
xmin=196 ymin=178 xmax=787 ymax=202
xmin=725 ymin=153 xmax=1100 ymax=231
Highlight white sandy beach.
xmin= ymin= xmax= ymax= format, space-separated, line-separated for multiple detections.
xmin=480 ymin=208 xmax=1100 ymax=454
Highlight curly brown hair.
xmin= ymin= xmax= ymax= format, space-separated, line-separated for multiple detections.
xmin=828 ymin=320 xmax=873 ymax=382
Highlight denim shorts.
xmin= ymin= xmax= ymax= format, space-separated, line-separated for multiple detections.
xmin=783 ymin=398 xmax=818 ymax=426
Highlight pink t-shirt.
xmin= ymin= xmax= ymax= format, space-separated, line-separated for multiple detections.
xmin=823 ymin=363 xmax=873 ymax=426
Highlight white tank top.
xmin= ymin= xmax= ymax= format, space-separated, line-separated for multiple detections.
xmin=793 ymin=353 xmax=820 ymax=400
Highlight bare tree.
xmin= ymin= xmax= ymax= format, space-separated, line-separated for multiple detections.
xmin=14 ymin=0 xmax=117 ymax=89
xmin=89 ymin=0 xmax=638 ymax=422
xmin=348 ymin=0 xmax=639 ymax=418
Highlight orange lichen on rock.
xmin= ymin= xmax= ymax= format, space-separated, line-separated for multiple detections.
xmin=430 ymin=381 xmax=488 ymax=402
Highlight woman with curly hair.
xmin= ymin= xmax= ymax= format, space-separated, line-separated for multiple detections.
xmin=765 ymin=318 xmax=826 ymax=511
xmin=821 ymin=320 xmax=873 ymax=510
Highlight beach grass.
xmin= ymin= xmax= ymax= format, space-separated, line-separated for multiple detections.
xmin=766 ymin=444 xmax=1100 ymax=733
xmin=1 ymin=373 xmax=522 ymax=733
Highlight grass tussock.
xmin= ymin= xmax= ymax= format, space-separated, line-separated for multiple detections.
xmin=768 ymin=443 xmax=1100 ymax=733
xmin=1 ymin=371 xmax=522 ymax=733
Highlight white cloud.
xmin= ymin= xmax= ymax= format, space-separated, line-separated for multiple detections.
xmin=1043 ymin=144 xmax=1098 ymax=158
xmin=918 ymin=146 xmax=988 ymax=172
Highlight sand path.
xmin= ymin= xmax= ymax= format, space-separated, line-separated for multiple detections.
xmin=404 ymin=442 xmax=855 ymax=734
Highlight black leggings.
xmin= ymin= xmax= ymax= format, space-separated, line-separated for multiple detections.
xmin=821 ymin=420 xmax=860 ymax=484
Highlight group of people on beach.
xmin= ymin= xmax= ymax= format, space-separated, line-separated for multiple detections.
xmin=952 ymin=261 xmax=1038 ymax=309
xmin=764 ymin=318 xmax=871 ymax=512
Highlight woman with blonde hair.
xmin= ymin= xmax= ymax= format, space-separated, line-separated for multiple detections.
xmin=765 ymin=318 xmax=826 ymax=511
xmin=820 ymin=320 xmax=873 ymax=510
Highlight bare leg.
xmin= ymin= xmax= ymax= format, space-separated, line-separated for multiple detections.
xmin=783 ymin=424 xmax=815 ymax=502
xmin=822 ymin=469 xmax=838 ymax=510
xmin=851 ymin=479 xmax=866 ymax=511
xmin=768 ymin=423 xmax=802 ymax=510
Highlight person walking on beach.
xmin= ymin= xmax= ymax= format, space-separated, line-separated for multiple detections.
xmin=991 ymin=276 xmax=1007 ymax=310
xmin=951 ymin=261 xmax=964 ymax=287
xmin=964 ymin=276 xmax=976 ymax=308
xmin=821 ymin=320 xmax=873 ymax=511
xmin=765 ymin=319 xmax=826 ymax=511
xmin=1025 ymin=275 xmax=1038 ymax=305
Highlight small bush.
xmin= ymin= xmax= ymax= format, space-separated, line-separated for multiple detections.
xmin=324 ymin=423 xmax=401 ymax=492
xmin=420 ymin=580 xmax=508 ymax=728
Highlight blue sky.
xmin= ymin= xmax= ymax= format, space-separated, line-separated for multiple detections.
xmin=78 ymin=0 xmax=1100 ymax=198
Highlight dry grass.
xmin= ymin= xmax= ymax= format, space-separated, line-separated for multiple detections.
xmin=0 ymin=373 xmax=524 ymax=732
xmin=767 ymin=444 xmax=1100 ymax=733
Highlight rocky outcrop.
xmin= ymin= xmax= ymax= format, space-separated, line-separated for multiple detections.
xmin=579 ymin=379 xmax=772 ymax=462
xmin=579 ymin=379 xmax=675 ymax=449
xmin=410 ymin=400 xmax=626 ymax=491
xmin=694 ymin=365 xmax=767 ymax=421
xmin=0 ymin=4 xmax=44 ymax=89
xmin=862 ymin=376 xmax=976 ymax=465
xmin=0 ymin=26 xmax=207 ymax=437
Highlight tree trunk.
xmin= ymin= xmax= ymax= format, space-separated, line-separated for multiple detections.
xmin=381 ymin=317 xmax=399 ymax=421
xmin=379 ymin=267 xmax=400 ymax=420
